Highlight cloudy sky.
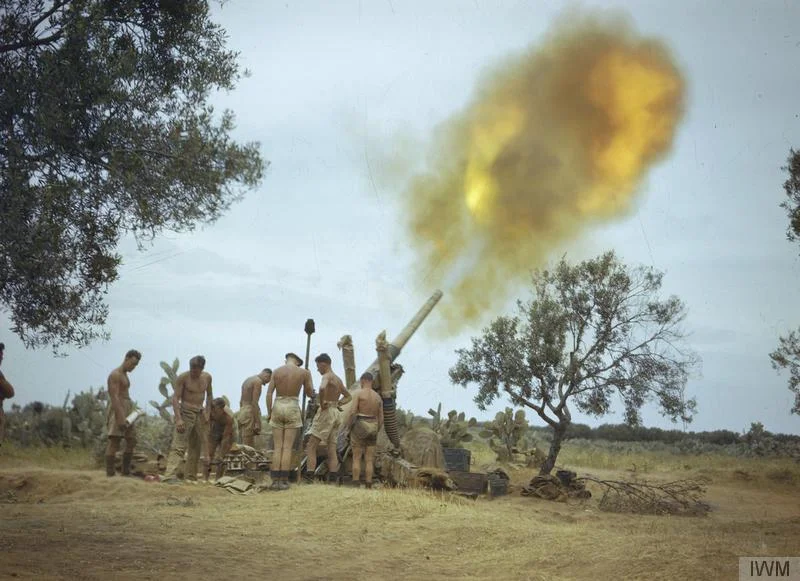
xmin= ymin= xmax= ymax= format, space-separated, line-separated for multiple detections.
xmin=2 ymin=0 xmax=799 ymax=435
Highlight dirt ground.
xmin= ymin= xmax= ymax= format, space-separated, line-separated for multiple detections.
xmin=1 ymin=457 xmax=798 ymax=581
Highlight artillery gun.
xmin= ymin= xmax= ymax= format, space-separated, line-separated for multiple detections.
xmin=303 ymin=290 xmax=443 ymax=481
xmin=344 ymin=289 xmax=442 ymax=448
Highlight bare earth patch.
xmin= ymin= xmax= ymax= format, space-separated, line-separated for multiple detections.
xmin=0 ymin=462 xmax=798 ymax=580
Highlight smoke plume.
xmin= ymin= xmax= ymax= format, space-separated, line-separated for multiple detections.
xmin=403 ymin=11 xmax=686 ymax=333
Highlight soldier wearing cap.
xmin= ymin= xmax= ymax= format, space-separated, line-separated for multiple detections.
xmin=305 ymin=353 xmax=352 ymax=483
xmin=266 ymin=352 xmax=314 ymax=489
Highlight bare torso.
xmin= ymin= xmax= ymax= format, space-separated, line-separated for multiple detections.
xmin=0 ymin=369 xmax=15 ymax=402
xmin=354 ymin=388 xmax=382 ymax=417
xmin=240 ymin=375 xmax=261 ymax=407
xmin=177 ymin=371 xmax=212 ymax=410
xmin=320 ymin=371 xmax=345 ymax=406
xmin=212 ymin=409 xmax=234 ymax=433
xmin=271 ymin=364 xmax=312 ymax=398
xmin=107 ymin=368 xmax=131 ymax=400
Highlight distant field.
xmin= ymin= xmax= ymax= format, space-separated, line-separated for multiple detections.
xmin=1 ymin=443 xmax=798 ymax=580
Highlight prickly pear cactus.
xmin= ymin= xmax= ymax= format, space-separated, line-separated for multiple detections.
xmin=395 ymin=406 xmax=416 ymax=437
xmin=427 ymin=402 xmax=443 ymax=431
xmin=150 ymin=358 xmax=180 ymax=423
xmin=478 ymin=407 xmax=530 ymax=461
xmin=429 ymin=402 xmax=476 ymax=448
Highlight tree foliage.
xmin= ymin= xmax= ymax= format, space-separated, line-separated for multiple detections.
xmin=450 ymin=251 xmax=699 ymax=474
xmin=0 ymin=0 xmax=265 ymax=349
xmin=769 ymin=331 xmax=800 ymax=415
xmin=779 ymin=149 xmax=800 ymax=245
xmin=772 ymin=149 xmax=800 ymax=413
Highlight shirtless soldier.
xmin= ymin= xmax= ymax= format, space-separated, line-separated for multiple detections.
xmin=305 ymin=353 xmax=352 ymax=483
xmin=104 ymin=350 xmax=141 ymax=476
xmin=238 ymin=368 xmax=271 ymax=447
xmin=346 ymin=372 xmax=383 ymax=489
xmin=266 ymin=352 xmax=314 ymax=490
xmin=204 ymin=398 xmax=234 ymax=482
xmin=164 ymin=355 xmax=213 ymax=483
xmin=0 ymin=343 xmax=16 ymax=446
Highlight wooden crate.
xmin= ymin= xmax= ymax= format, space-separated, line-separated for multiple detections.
xmin=443 ymin=447 xmax=472 ymax=472
xmin=449 ymin=470 xmax=488 ymax=494
xmin=488 ymin=473 xmax=509 ymax=497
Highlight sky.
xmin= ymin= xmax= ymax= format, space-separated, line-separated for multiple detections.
xmin=2 ymin=0 xmax=799 ymax=435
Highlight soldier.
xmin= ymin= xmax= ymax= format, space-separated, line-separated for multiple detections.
xmin=163 ymin=355 xmax=213 ymax=483
xmin=305 ymin=353 xmax=352 ymax=484
xmin=0 ymin=343 xmax=16 ymax=446
xmin=204 ymin=397 xmax=234 ymax=482
xmin=238 ymin=368 xmax=271 ymax=447
xmin=266 ymin=352 xmax=314 ymax=490
xmin=346 ymin=372 xmax=383 ymax=489
xmin=104 ymin=349 xmax=142 ymax=476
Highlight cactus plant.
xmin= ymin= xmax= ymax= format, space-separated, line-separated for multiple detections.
xmin=479 ymin=407 xmax=531 ymax=462
xmin=394 ymin=406 xmax=416 ymax=438
xmin=150 ymin=358 xmax=179 ymax=423
xmin=440 ymin=410 xmax=477 ymax=448
xmin=427 ymin=402 xmax=443 ymax=431
xmin=428 ymin=402 xmax=476 ymax=448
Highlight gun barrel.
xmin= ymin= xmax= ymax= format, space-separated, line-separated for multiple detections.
xmin=357 ymin=290 xmax=442 ymax=383
xmin=388 ymin=289 xmax=443 ymax=358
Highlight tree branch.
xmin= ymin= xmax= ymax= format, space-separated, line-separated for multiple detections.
xmin=0 ymin=30 xmax=64 ymax=53
xmin=27 ymin=0 xmax=70 ymax=35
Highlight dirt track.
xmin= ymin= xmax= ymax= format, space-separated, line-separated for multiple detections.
xmin=1 ymin=467 xmax=798 ymax=580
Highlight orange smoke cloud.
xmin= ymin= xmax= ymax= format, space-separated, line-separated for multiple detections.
xmin=404 ymin=11 xmax=686 ymax=332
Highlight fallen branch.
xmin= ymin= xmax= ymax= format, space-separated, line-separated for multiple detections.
xmin=580 ymin=476 xmax=711 ymax=516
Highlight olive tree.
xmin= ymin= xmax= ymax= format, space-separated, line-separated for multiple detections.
xmin=0 ymin=0 xmax=265 ymax=349
xmin=770 ymin=148 xmax=800 ymax=414
xmin=450 ymin=251 xmax=699 ymax=474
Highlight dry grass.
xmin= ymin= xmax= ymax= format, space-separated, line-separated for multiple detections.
xmin=0 ymin=443 xmax=95 ymax=470
xmin=1 ymin=445 xmax=798 ymax=580
xmin=463 ymin=439 xmax=800 ymax=490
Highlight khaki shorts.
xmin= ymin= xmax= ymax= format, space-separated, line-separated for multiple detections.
xmin=106 ymin=399 xmax=136 ymax=440
xmin=237 ymin=404 xmax=257 ymax=437
xmin=270 ymin=397 xmax=302 ymax=429
xmin=309 ymin=405 xmax=341 ymax=444
xmin=351 ymin=417 xmax=379 ymax=447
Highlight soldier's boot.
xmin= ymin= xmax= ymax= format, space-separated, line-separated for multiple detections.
xmin=365 ymin=481 xmax=373 ymax=490
xmin=269 ymin=470 xmax=282 ymax=490
xmin=105 ymin=456 xmax=116 ymax=477
xmin=215 ymin=463 xmax=225 ymax=481
xmin=327 ymin=469 xmax=340 ymax=485
xmin=121 ymin=453 xmax=133 ymax=476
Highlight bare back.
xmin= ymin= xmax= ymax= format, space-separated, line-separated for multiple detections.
xmin=240 ymin=375 xmax=261 ymax=407
xmin=320 ymin=371 xmax=346 ymax=404
xmin=177 ymin=371 xmax=212 ymax=410
xmin=354 ymin=388 xmax=382 ymax=418
xmin=271 ymin=364 xmax=313 ymax=398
